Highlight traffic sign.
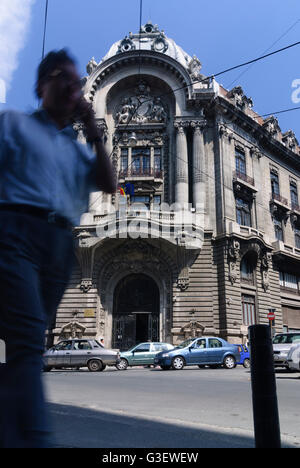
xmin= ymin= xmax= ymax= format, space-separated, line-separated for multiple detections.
xmin=267 ymin=311 xmax=275 ymax=321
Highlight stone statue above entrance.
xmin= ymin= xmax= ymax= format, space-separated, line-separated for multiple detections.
xmin=115 ymin=81 xmax=168 ymax=125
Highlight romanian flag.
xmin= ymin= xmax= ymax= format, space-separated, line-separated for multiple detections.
xmin=119 ymin=186 xmax=126 ymax=196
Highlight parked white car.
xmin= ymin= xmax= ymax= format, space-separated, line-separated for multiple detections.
xmin=273 ymin=333 xmax=300 ymax=368
xmin=287 ymin=344 xmax=300 ymax=372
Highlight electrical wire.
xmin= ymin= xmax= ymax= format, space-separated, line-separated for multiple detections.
xmin=41 ymin=0 xmax=49 ymax=60
xmin=226 ymin=18 xmax=300 ymax=89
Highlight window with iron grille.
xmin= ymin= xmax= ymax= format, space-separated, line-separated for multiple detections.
xmin=241 ymin=295 xmax=256 ymax=326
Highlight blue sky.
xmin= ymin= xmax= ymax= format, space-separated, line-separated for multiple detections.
xmin=1 ymin=0 xmax=300 ymax=138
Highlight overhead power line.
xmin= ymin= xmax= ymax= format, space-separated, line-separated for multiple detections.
xmin=226 ymin=18 xmax=300 ymax=89
xmin=41 ymin=0 xmax=49 ymax=60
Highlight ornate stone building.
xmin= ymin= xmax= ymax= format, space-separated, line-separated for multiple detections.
xmin=52 ymin=23 xmax=300 ymax=349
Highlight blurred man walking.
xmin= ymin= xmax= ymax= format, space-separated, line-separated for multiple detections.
xmin=0 ymin=49 xmax=116 ymax=447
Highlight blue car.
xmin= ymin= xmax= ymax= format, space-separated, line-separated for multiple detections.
xmin=237 ymin=344 xmax=250 ymax=368
xmin=154 ymin=337 xmax=241 ymax=370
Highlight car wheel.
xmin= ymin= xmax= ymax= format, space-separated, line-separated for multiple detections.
xmin=87 ymin=359 xmax=103 ymax=372
xmin=116 ymin=358 xmax=128 ymax=371
xmin=161 ymin=365 xmax=171 ymax=370
xmin=198 ymin=365 xmax=205 ymax=369
xmin=43 ymin=366 xmax=52 ymax=372
xmin=223 ymin=355 xmax=236 ymax=369
xmin=172 ymin=356 xmax=185 ymax=370
xmin=243 ymin=358 xmax=250 ymax=369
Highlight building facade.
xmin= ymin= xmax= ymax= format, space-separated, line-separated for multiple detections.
xmin=51 ymin=23 xmax=300 ymax=349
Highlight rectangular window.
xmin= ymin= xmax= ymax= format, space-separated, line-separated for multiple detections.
xmin=120 ymin=148 xmax=128 ymax=174
xmin=290 ymin=181 xmax=299 ymax=209
xmin=236 ymin=198 xmax=251 ymax=227
xmin=154 ymin=148 xmax=162 ymax=175
xmin=130 ymin=195 xmax=150 ymax=210
xmin=235 ymin=149 xmax=246 ymax=176
xmin=241 ymin=295 xmax=256 ymax=326
xmin=279 ymin=271 xmax=299 ymax=292
xmin=153 ymin=195 xmax=161 ymax=211
xmin=274 ymin=218 xmax=284 ymax=241
xmin=271 ymin=171 xmax=280 ymax=196
xmin=132 ymin=148 xmax=150 ymax=175
xmin=295 ymin=228 xmax=300 ymax=249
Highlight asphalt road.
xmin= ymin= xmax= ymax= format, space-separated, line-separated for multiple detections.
xmin=44 ymin=366 xmax=300 ymax=448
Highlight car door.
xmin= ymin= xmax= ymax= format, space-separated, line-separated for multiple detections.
xmin=206 ymin=338 xmax=225 ymax=364
xmin=150 ymin=344 xmax=163 ymax=363
xmin=131 ymin=343 xmax=151 ymax=365
xmin=188 ymin=339 xmax=208 ymax=364
xmin=70 ymin=340 xmax=93 ymax=367
xmin=54 ymin=341 xmax=72 ymax=367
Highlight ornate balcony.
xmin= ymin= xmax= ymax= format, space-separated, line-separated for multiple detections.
xmin=291 ymin=202 xmax=300 ymax=213
xmin=119 ymin=168 xmax=163 ymax=181
xmin=270 ymin=192 xmax=289 ymax=207
xmin=233 ymin=170 xmax=255 ymax=187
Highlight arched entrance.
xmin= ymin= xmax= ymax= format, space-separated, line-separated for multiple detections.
xmin=112 ymin=274 xmax=160 ymax=350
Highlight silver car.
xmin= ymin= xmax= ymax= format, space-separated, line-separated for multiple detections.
xmin=273 ymin=333 xmax=300 ymax=368
xmin=287 ymin=344 xmax=300 ymax=372
xmin=43 ymin=339 xmax=120 ymax=372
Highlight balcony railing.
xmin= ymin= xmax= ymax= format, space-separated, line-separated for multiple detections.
xmin=270 ymin=192 xmax=289 ymax=207
xmin=233 ymin=170 xmax=255 ymax=187
xmin=291 ymin=202 xmax=300 ymax=213
xmin=119 ymin=168 xmax=163 ymax=179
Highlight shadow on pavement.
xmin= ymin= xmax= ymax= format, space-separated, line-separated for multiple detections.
xmin=47 ymin=402 xmax=255 ymax=449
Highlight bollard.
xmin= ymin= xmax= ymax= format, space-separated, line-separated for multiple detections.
xmin=249 ymin=325 xmax=281 ymax=448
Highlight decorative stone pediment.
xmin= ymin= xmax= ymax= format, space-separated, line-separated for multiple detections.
xmin=117 ymin=36 xmax=136 ymax=54
xmin=59 ymin=319 xmax=86 ymax=340
xmin=227 ymin=86 xmax=253 ymax=109
xmin=181 ymin=321 xmax=205 ymax=339
xmin=115 ymin=81 xmax=167 ymax=125
xmin=282 ymin=130 xmax=299 ymax=151
xmin=262 ymin=116 xmax=281 ymax=137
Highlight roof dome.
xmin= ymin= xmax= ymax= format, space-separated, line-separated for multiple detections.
xmin=100 ymin=22 xmax=195 ymax=71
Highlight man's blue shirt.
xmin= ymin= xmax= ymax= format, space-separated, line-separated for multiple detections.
xmin=0 ymin=108 xmax=98 ymax=225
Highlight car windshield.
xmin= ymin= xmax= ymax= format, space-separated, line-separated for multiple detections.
xmin=273 ymin=334 xmax=300 ymax=344
xmin=176 ymin=338 xmax=196 ymax=349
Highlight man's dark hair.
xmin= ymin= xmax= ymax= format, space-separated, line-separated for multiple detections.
xmin=35 ymin=48 xmax=76 ymax=98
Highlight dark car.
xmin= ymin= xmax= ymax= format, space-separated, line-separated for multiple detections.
xmin=43 ymin=339 xmax=120 ymax=372
xmin=154 ymin=337 xmax=240 ymax=370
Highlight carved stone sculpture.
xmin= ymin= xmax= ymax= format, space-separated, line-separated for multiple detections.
xmin=228 ymin=239 xmax=241 ymax=284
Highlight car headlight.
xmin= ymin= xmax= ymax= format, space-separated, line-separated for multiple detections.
xmin=161 ymin=353 xmax=170 ymax=358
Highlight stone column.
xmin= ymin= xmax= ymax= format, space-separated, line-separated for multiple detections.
xmin=191 ymin=120 xmax=206 ymax=212
xmin=174 ymin=121 xmax=189 ymax=206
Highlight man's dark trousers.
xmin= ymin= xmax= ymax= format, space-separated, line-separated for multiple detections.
xmin=0 ymin=210 xmax=74 ymax=448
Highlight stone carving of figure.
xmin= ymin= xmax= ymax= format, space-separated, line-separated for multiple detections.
xmin=86 ymin=57 xmax=97 ymax=75
xmin=116 ymin=98 xmax=135 ymax=124
xmin=149 ymin=97 xmax=167 ymax=122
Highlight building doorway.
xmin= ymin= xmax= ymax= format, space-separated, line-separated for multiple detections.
xmin=112 ymin=274 xmax=160 ymax=350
